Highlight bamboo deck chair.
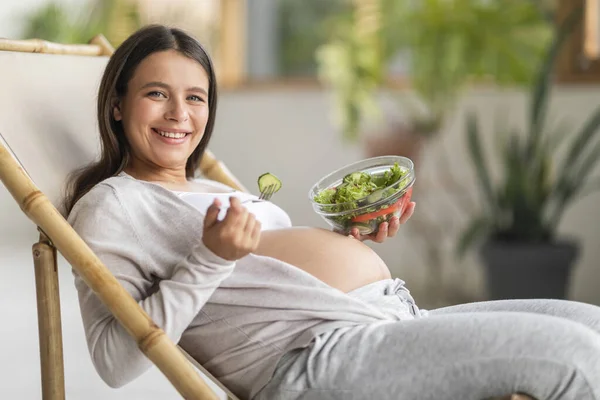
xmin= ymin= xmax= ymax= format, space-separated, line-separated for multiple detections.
xmin=0 ymin=35 xmax=244 ymax=400
xmin=0 ymin=35 xmax=534 ymax=400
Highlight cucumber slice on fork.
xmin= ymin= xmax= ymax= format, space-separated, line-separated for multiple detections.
xmin=258 ymin=172 xmax=282 ymax=194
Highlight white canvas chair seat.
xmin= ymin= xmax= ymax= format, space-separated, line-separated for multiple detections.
xmin=0 ymin=36 xmax=534 ymax=400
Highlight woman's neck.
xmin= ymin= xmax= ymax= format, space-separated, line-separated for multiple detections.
xmin=123 ymin=165 xmax=188 ymax=185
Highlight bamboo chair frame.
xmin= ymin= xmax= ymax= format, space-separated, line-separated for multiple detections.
xmin=0 ymin=35 xmax=244 ymax=400
xmin=0 ymin=35 xmax=534 ymax=400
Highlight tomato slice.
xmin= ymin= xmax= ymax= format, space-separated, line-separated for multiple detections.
xmin=351 ymin=187 xmax=413 ymax=223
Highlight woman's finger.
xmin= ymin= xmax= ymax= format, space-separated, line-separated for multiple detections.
xmin=252 ymin=220 xmax=262 ymax=241
xmin=244 ymin=213 xmax=256 ymax=234
xmin=203 ymin=198 xmax=222 ymax=230
xmin=399 ymin=202 xmax=416 ymax=224
xmin=249 ymin=220 xmax=262 ymax=252
xmin=387 ymin=216 xmax=400 ymax=237
xmin=223 ymin=203 xmax=249 ymax=234
xmin=373 ymin=222 xmax=388 ymax=243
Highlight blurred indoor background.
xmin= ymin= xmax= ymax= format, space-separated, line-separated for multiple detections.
xmin=1 ymin=0 xmax=600 ymax=398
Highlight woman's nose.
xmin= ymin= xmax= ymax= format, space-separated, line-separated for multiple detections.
xmin=164 ymin=99 xmax=189 ymax=122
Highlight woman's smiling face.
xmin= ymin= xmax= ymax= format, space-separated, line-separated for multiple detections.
xmin=114 ymin=49 xmax=210 ymax=174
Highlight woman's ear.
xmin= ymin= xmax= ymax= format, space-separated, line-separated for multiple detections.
xmin=112 ymin=98 xmax=122 ymax=121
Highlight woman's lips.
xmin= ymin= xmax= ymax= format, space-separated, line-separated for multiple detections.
xmin=152 ymin=128 xmax=190 ymax=144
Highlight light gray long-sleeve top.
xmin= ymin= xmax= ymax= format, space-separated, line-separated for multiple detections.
xmin=67 ymin=172 xmax=408 ymax=399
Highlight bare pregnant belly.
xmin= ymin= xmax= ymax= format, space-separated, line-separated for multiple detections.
xmin=254 ymin=227 xmax=391 ymax=293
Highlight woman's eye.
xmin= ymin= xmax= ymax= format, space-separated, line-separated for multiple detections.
xmin=188 ymin=95 xmax=204 ymax=102
xmin=148 ymin=91 xmax=166 ymax=98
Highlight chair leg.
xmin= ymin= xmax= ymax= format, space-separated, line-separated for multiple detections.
xmin=33 ymin=231 xmax=65 ymax=400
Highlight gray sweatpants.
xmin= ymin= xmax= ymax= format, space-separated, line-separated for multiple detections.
xmin=253 ymin=279 xmax=600 ymax=400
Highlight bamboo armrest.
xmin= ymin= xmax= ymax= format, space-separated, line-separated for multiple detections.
xmin=0 ymin=35 xmax=114 ymax=56
xmin=178 ymin=346 xmax=241 ymax=400
xmin=199 ymin=150 xmax=248 ymax=193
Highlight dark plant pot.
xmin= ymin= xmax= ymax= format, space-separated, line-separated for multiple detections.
xmin=479 ymin=239 xmax=580 ymax=300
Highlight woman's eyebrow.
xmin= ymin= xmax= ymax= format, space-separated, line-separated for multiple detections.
xmin=140 ymin=81 xmax=170 ymax=90
xmin=188 ymin=86 xmax=208 ymax=96
xmin=140 ymin=81 xmax=207 ymax=95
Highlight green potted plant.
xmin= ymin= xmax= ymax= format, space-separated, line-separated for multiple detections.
xmin=457 ymin=7 xmax=600 ymax=300
xmin=316 ymin=0 xmax=552 ymax=161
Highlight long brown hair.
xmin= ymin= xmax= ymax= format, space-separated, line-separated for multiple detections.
xmin=61 ymin=24 xmax=218 ymax=216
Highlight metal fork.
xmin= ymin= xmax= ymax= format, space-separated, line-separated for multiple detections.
xmin=240 ymin=184 xmax=277 ymax=205
xmin=258 ymin=184 xmax=277 ymax=201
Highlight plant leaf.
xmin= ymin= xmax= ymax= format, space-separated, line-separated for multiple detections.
xmin=544 ymin=116 xmax=572 ymax=153
xmin=551 ymin=106 xmax=600 ymax=206
xmin=569 ymin=140 xmax=600 ymax=193
xmin=528 ymin=4 xmax=582 ymax=157
xmin=561 ymin=105 xmax=600 ymax=173
xmin=456 ymin=216 xmax=492 ymax=259
xmin=466 ymin=111 xmax=496 ymax=211
xmin=549 ymin=137 xmax=600 ymax=230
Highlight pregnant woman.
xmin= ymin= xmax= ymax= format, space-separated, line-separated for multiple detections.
xmin=63 ymin=25 xmax=600 ymax=400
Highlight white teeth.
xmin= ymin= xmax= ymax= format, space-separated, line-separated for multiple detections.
xmin=157 ymin=130 xmax=187 ymax=139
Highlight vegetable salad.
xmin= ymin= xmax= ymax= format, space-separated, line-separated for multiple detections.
xmin=313 ymin=162 xmax=413 ymax=234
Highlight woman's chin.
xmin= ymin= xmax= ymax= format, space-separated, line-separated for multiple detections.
xmin=152 ymin=153 xmax=193 ymax=170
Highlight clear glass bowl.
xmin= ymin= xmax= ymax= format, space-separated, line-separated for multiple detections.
xmin=308 ymin=156 xmax=415 ymax=236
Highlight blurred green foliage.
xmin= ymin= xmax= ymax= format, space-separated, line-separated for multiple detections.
xmin=316 ymin=0 xmax=555 ymax=141
xmin=21 ymin=0 xmax=141 ymax=46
